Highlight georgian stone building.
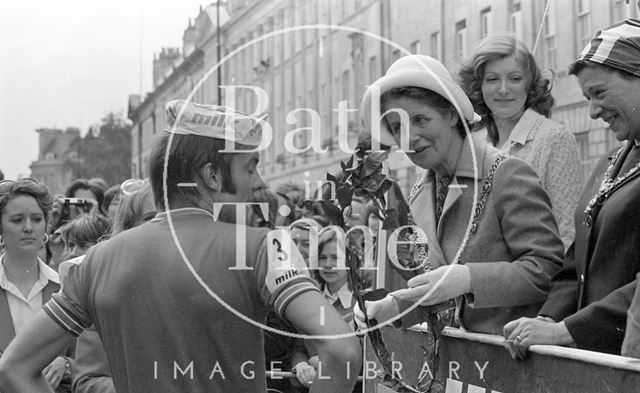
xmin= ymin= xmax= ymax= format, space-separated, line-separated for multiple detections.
xmin=130 ymin=0 xmax=640 ymax=192
xmin=30 ymin=128 xmax=81 ymax=195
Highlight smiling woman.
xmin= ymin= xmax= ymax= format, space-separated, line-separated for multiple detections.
xmin=458 ymin=33 xmax=583 ymax=250
xmin=354 ymin=54 xmax=565 ymax=337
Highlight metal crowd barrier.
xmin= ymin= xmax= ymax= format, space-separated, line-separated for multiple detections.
xmin=363 ymin=325 xmax=640 ymax=393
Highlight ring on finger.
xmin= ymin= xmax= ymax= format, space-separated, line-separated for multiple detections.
xmin=516 ymin=335 xmax=522 ymax=342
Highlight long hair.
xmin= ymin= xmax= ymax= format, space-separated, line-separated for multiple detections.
xmin=458 ymin=33 xmax=554 ymax=145
xmin=103 ymin=184 xmax=122 ymax=214
xmin=111 ymin=182 xmax=156 ymax=236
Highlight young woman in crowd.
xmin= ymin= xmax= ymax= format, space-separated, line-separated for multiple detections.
xmin=0 ymin=178 xmax=71 ymax=391
xmin=47 ymin=179 xmax=107 ymax=269
xmin=458 ymin=33 xmax=583 ymax=249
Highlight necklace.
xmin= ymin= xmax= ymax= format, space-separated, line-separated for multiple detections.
xmin=408 ymin=153 xmax=508 ymax=270
xmin=584 ymin=143 xmax=640 ymax=227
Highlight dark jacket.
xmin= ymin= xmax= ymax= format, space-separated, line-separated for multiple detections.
xmin=0 ymin=280 xmax=60 ymax=352
xmin=540 ymin=143 xmax=640 ymax=354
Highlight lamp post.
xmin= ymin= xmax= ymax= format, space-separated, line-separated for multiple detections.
xmin=216 ymin=0 xmax=223 ymax=105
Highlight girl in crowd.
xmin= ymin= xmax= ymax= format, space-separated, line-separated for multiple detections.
xmin=354 ymin=54 xmax=564 ymax=335
xmin=458 ymin=34 xmax=583 ymax=249
xmin=47 ymin=179 xmax=106 ymax=269
xmin=292 ymin=226 xmax=359 ymax=390
xmin=58 ymin=214 xmax=111 ymax=262
xmin=315 ymin=227 xmax=357 ymax=324
xmin=0 ymin=178 xmax=71 ymax=391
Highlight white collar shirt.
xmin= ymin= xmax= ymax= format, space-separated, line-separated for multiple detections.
xmin=322 ymin=282 xmax=353 ymax=309
xmin=497 ymin=108 xmax=538 ymax=152
xmin=0 ymin=255 xmax=59 ymax=334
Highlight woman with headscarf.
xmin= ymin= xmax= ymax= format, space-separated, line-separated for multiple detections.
xmin=505 ymin=19 xmax=640 ymax=358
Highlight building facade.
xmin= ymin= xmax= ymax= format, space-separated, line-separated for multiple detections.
xmin=130 ymin=0 xmax=640 ymax=194
xmin=29 ymin=128 xmax=81 ymax=195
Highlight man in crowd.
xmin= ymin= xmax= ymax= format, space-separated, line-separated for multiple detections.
xmin=504 ymin=19 xmax=640 ymax=357
xmin=0 ymin=100 xmax=361 ymax=392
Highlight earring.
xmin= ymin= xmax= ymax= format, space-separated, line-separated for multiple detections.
xmin=43 ymin=233 xmax=50 ymax=245
xmin=0 ymin=235 xmax=4 ymax=247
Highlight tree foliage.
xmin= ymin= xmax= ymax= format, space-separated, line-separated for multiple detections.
xmin=70 ymin=112 xmax=131 ymax=186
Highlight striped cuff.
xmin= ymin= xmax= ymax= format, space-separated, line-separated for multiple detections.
xmin=43 ymin=299 xmax=85 ymax=337
xmin=274 ymin=279 xmax=320 ymax=320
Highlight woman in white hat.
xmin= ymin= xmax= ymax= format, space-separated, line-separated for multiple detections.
xmin=354 ymin=55 xmax=565 ymax=335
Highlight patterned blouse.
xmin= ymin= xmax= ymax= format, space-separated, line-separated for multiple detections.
xmin=489 ymin=108 xmax=583 ymax=249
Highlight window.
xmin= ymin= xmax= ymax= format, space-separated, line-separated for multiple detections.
xmin=284 ymin=8 xmax=293 ymax=59
xmin=274 ymin=16 xmax=283 ymax=66
xmin=508 ymin=0 xmax=523 ymax=42
xmin=545 ymin=3 xmax=557 ymax=70
xmin=546 ymin=35 xmax=558 ymax=70
xmin=294 ymin=3 xmax=302 ymax=53
xmin=342 ymin=70 xmax=350 ymax=105
xmin=576 ymin=128 xmax=622 ymax=179
xmin=430 ymin=31 xmax=441 ymax=60
xmin=455 ymin=20 xmax=467 ymax=59
xmin=577 ymin=0 xmax=590 ymax=14
xmin=369 ymin=55 xmax=378 ymax=81
xmin=410 ymin=40 xmax=421 ymax=54
xmin=577 ymin=0 xmax=591 ymax=48
xmin=480 ymin=7 xmax=492 ymax=39
xmin=613 ymin=0 xmax=635 ymax=22
xmin=320 ymin=82 xmax=328 ymax=134
xmin=392 ymin=49 xmax=401 ymax=62
xmin=544 ymin=3 xmax=556 ymax=36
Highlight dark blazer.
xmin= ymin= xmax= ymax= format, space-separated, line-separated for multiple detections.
xmin=622 ymin=272 xmax=640 ymax=358
xmin=0 ymin=280 xmax=60 ymax=352
xmin=540 ymin=142 xmax=640 ymax=354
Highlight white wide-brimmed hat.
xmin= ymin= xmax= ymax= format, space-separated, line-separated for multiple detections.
xmin=361 ymin=55 xmax=478 ymax=147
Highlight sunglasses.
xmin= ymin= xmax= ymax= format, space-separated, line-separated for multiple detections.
xmin=120 ymin=178 xmax=150 ymax=196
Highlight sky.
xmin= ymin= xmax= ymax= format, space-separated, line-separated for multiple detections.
xmin=0 ymin=0 xmax=209 ymax=179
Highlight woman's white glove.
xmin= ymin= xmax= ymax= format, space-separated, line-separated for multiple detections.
xmin=393 ymin=264 xmax=471 ymax=306
xmin=353 ymin=295 xmax=400 ymax=330
xmin=293 ymin=360 xmax=316 ymax=387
